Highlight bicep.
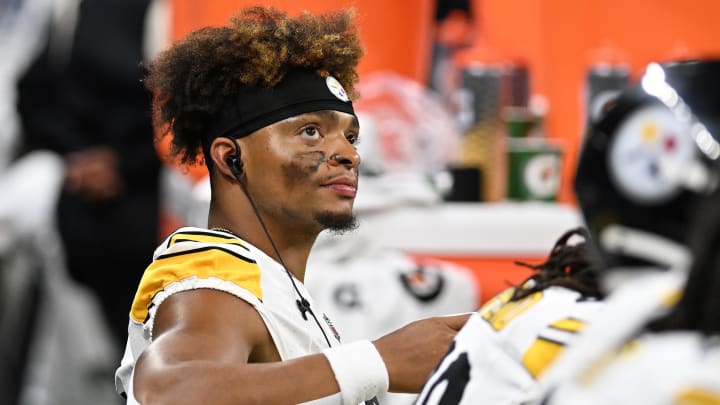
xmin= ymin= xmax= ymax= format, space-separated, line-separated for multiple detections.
xmin=132 ymin=288 xmax=340 ymax=405
xmin=151 ymin=288 xmax=263 ymax=361
xmin=133 ymin=289 xmax=266 ymax=401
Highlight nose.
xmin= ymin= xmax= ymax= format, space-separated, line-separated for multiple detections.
xmin=328 ymin=136 xmax=361 ymax=169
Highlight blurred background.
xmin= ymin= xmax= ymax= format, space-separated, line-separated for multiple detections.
xmin=1 ymin=0 xmax=719 ymax=404
xmin=160 ymin=0 xmax=720 ymax=296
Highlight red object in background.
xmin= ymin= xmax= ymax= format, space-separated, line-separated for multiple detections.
xmin=412 ymin=254 xmax=536 ymax=306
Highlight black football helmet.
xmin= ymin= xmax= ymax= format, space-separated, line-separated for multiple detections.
xmin=575 ymin=59 xmax=720 ymax=270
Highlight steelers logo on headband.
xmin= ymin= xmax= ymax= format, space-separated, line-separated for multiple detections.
xmin=326 ymin=76 xmax=350 ymax=102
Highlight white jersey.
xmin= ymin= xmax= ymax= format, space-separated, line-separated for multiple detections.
xmin=306 ymin=231 xmax=479 ymax=405
xmin=535 ymin=270 xmax=686 ymax=404
xmin=414 ymin=286 xmax=604 ymax=405
xmin=545 ymin=332 xmax=720 ymax=404
xmin=115 ymin=227 xmax=352 ymax=404
xmin=306 ymin=233 xmax=478 ymax=341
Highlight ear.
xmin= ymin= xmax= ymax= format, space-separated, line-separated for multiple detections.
xmin=210 ymin=137 xmax=241 ymax=181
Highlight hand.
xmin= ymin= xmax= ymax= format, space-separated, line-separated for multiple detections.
xmin=373 ymin=313 xmax=470 ymax=393
xmin=65 ymin=147 xmax=125 ymax=200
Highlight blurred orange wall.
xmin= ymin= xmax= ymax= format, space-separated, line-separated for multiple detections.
xmin=476 ymin=0 xmax=720 ymax=203
xmin=169 ymin=0 xmax=434 ymax=83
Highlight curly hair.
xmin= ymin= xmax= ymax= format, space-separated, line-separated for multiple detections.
xmin=145 ymin=6 xmax=364 ymax=165
xmin=511 ymin=227 xmax=604 ymax=301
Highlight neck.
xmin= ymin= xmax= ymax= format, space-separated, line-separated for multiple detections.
xmin=207 ymin=200 xmax=319 ymax=282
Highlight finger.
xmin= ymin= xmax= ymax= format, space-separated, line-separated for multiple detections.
xmin=437 ymin=313 xmax=472 ymax=330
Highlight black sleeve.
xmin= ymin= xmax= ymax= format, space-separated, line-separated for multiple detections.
xmin=17 ymin=42 xmax=88 ymax=155
xmin=17 ymin=0 xmax=161 ymax=188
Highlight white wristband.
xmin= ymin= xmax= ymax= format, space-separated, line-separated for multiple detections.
xmin=322 ymin=340 xmax=389 ymax=405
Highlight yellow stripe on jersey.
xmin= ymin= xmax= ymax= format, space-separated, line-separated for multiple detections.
xmin=675 ymin=388 xmax=720 ymax=405
xmin=661 ymin=289 xmax=683 ymax=308
xmin=522 ymin=337 xmax=564 ymax=379
xmin=550 ymin=318 xmax=586 ymax=333
xmin=168 ymin=231 xmax=249 ymax=250
xmin=130 ymin=246 xmax=262 ymax=323
xmin=479 ymin=288 xmax=515 ymax=317
xmin=482 ymin=290 xmax=543 ymax=332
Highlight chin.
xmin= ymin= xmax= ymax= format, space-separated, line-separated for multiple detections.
xmin=314 ymin=210 xmax=358 ymax=234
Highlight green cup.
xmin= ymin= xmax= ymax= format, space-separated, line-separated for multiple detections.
xmin=503 ymin=106 xmax=540 ymax=138
xmin=506 ymin=138 xmax=562 ymax=201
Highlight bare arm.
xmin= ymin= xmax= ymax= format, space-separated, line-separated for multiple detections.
xmin=132 ymin=289 xmax=470 ymax=404
xmin=133 ymin=289 xmax=339 ymax=405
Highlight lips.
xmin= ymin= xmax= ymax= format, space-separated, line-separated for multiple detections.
xmin=321 ymin=176 xmax=358 ymax=197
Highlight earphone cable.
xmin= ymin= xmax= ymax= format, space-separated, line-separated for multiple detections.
xmin=236 ymin=178 xmax=333 ymax=348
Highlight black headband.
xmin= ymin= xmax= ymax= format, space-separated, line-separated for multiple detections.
xmin=202 ymin=68 xmax=356 ymax=169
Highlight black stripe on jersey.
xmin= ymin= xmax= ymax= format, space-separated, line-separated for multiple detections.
xmin=166 ymin=230 xmax=250 ymax=250
xmin=536 ymin=336 xmax=568 ymax=347
xmin=547 ymin=326 xmax=580 ymax=334
xmin=145 ymin=303 xmax=154 ymax=323
xmin=156 ymin=245 xmax=257 ymax=264
xmin=171 ymin=237 xmax=249 ymax=250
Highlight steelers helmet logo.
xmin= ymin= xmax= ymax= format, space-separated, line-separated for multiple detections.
xmin=608 ymin=104 xmax=695 ymax=203
xmin=326 ymin=76 xmax=350 ymax=102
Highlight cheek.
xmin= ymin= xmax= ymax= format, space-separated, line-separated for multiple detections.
xmin=281 ymin=151 xmax=327 ymax=188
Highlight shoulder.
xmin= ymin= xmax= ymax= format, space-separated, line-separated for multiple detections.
xmin=130 ymin=227 xmax=265 ymax=328
xmin=479 ymin=286 xmax=601 ymax=331
xmin=478 ymin=286 xmax=604 ymax=377
xmin=155 ymin=227 xmax=255 ymax=258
